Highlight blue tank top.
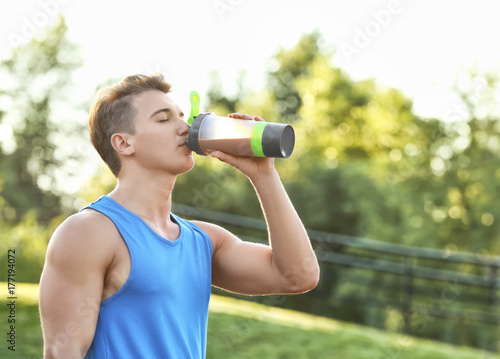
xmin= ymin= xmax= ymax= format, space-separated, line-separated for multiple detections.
xmin=82 ymin=196 xmax=213 ymax=359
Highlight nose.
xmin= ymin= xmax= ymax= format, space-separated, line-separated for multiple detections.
xmin=179 ymin=118 xmax=190 ymax=137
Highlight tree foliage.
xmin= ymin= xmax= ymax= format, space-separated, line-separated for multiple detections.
xmin=197 ymin=32 xmax=500 ymax=349
xmin=201 ymin=33 xmax=500 ymax=257
xmin=0 ymin=16 xmax=81 ymax=283
xmin=0 ymin=16 xmax=82 ymax=223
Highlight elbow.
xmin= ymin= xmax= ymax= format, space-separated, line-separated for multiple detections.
xmin=302 ymin=257 xmax=321 ymax=292
xmin=285 ymin=264 xmax=320 ymax=294
xmin=302 ymin=266 xmax=321 ymax=292
xmin=43 ymin=344 xmax=86 ymax=359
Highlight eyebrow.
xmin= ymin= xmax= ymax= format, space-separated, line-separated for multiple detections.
xmin=150 ymin=108 xmax=184 ymax=118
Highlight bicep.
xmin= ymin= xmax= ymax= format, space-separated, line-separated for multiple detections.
xmin=194 ymin=221 xmax=290 ymax=295
xmin=40 ymin=265 xmax=102 ymax=357
xmin=39 ymin=216 xmax=109 ymax=358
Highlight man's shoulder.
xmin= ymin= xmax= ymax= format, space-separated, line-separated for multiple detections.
xmin=189 ymin=220 xmax=237 ymax=254
xmin=189 ymin=220 xmax=219 ymax=236
xmin=47 ymin=209 xmax=120 ymax=261
xmin=41 ymin=209 xmax=119 ymax=303
xmin=56 ymin=209 xmax=116 ymax=237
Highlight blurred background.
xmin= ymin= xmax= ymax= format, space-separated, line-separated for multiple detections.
xmin=1 ymin=0 xmax=499 ymax=357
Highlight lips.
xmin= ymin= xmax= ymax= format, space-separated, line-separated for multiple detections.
xmin=179 ymin=139 xmax=192 ymax=152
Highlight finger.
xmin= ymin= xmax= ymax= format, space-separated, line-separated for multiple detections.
xmin=254 ymin=116 xmax=265 ymax=122
xmin=210 ymin=151 xmax=239 ymax=166
xmin=228 ymin=113 xmax=254 ymax=121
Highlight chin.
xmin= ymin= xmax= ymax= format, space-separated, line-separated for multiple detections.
xmin=178 ymin=156 xmax=195 ymax=175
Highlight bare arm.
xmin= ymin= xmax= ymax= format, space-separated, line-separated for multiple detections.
xmin=200 ymin=113 xmax=320 ymax=295
xmin=39 ymin=211 xmax=115 ymax=358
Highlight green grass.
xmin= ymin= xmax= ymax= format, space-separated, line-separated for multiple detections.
xmin=207 ymin=296 xmax=497 ymax=359
xmin=0 ymin=283 xmax=497 ymax=358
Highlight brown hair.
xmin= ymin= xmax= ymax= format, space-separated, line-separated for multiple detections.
xmin=88 ymin=73 xmax=172 ymax=177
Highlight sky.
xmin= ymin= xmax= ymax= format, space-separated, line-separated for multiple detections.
xmin=1 ymin=0 xmax=499 ymax=118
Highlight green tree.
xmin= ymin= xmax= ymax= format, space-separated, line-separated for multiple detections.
xmin=200 ymin=31 xmax=500 ymax=347
xmin=0 ymin=16 xmax=83 ymax=283
xmin=267 ymin=31 xmax=322 ymax=124
xmin=0 ymin=15 xmax=82 ymax=224
xmin=206 ymin=69 xmax=247 ymax=115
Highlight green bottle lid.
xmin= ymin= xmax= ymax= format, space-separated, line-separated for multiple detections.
xmin=187 ymin=91 xmax=200 ymax=125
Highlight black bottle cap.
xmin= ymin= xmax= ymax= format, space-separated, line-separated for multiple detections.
xmin=262 ymin=123 xmax=295 ymax=158
xmin=185 ymin=113 xmax=210 ymax=156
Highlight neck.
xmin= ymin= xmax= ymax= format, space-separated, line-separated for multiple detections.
xmin=108 ymin=169 xmax=177 ymax=224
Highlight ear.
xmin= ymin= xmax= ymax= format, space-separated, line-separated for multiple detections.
xmin=110 ymin=133 xmax=136 ymax=156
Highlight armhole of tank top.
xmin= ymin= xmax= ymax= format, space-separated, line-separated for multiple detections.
xmin=83 ymin=207 xmax=135 ymax=307
xmin=179 ymin=216 xmax=214 ymax=258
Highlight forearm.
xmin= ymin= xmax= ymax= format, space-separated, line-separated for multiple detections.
xmin=250 ymin=170 xmax=320 ymax=291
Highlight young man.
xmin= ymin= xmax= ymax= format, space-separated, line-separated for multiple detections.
xmin=39 ymin=73 xmax=319 ymax=358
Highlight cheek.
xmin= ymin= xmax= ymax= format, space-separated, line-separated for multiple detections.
xmin=136 ymin=131 xmax=171 ymax=149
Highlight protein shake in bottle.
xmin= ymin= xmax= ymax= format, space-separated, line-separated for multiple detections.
xmin=185 ymin=91 xmax=295 ymax=158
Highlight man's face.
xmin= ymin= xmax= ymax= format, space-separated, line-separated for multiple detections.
xmin=129 ymin=90 xmax=194 ymax=176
